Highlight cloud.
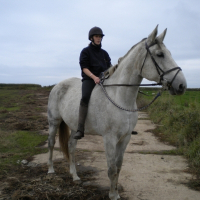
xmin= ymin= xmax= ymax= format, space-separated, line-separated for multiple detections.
xmin=0 ymin=0 xmax=200 ymax=87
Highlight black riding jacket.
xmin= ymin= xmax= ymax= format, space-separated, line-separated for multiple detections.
xmin=79 ymin=42 xmax=111 ymax=81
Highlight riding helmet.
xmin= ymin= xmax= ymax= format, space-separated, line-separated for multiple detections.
xmin=88 ymin=27 xmax=105 ymax=40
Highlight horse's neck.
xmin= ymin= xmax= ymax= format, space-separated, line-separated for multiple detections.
xmin=106 ymin=49 xmax=144 ymax=108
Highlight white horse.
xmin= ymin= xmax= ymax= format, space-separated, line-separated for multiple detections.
xmin=47 ymin=26 xmax=187 ymax=200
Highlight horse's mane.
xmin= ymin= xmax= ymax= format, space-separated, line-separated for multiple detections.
xmin=105 ymin=38 xmax=146 ymax=77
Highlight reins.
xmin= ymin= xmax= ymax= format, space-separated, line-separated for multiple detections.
xmin=99 ymin=39 xmax=182 ymax=112
xmin=102 ymin=83 xmax=161 ymax=87
xmin=99 ymin=82 xmax=162 ymax=112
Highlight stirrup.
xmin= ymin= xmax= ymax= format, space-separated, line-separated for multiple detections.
xmin=131 ymin=131 xmax=138 ymax=135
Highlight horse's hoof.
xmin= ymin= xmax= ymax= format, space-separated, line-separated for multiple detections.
xmin=48 ymin=170 xmax=55 ymax=174
xmin=74 ymin=179 xmax=82 ymax=185
xmin=73 ymin=176 xmax=81 ymax=181
xmin=109 ymin=192 xmax=120 ymax=200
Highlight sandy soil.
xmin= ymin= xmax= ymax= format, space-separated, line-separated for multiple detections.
xmin=33 ymin=112 xmax=200 ymax=200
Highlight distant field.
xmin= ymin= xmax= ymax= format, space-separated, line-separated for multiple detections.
xmin=0 ymin=83 xmax=54 ymax=90
xmin=139 ymin=87 xmax=200 ymax=106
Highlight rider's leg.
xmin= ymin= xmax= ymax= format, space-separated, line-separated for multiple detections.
xmin=73 ymin=80 xmax=95 ymax=140
xmin=73 ymin=100 xmax=88 ymax=139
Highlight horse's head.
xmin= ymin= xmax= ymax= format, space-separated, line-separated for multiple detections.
xmin=141 ymin=25 xmax=187 ymax=95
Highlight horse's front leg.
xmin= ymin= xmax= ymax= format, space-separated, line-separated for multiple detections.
xmin=115 ymin=133 xmax=131 ymax=199
xmin=103 ymin=135 xmax=119 ymax=200
xmin=68 ymin=130 xmax=80 ymax=181
xmin=115 ymin=168 xmax=121 ymax=200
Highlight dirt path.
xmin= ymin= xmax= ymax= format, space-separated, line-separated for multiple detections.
xmin=33 ymin=112 xmax=200 ymax=200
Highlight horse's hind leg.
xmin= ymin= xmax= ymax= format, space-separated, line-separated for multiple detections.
xmin=69 ymin=130 xmax=80 ymax=181
xmin=48 ymin=123 xmax=58 ymax=173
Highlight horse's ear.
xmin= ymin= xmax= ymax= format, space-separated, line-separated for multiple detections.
xmin=146 ymin=25 xmax=158 ymax=46
xmin=156 ymin=28 xmax=167 ymax=43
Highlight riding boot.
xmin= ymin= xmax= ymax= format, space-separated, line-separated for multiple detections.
xmin=73 ymin=100 xmax=88 ymax=140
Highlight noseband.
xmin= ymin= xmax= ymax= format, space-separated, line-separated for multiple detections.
xmin=140 ymin=41 xmax=182 ymax=89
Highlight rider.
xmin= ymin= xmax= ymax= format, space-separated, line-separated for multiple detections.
xmin=73 ymin=26 xmax=111 ymax=139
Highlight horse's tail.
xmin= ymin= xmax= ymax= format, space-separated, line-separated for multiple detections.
xmin=59 ymin=121 xmax=70 ymax=160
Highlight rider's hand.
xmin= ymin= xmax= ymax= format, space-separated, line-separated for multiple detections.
xmin=93 ymin=76 xmax=100 ymax=84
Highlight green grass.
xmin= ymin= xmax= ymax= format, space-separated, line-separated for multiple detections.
xmin=0 ymin=106 xmax=20 ymax=111
xmin=0 ymin=87 xmax=50 ymax=173
xmin=0 ymin=131 xmax=47 ymax=154
xmin=0 ymin=90 xmax=36 ymax=112
xmin=0 ymin=130 xmax=48 ymax=171
xmin=0 ymin=90 xmax=21 ymax=108
xmin=136 ymin=149 xmax=184 ymax=155
xmin=139 ymin=88 xmax=200 ymax=106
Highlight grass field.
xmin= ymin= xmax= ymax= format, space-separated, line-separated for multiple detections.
xmin=0 ymin=83 xmax=42 ymax=90
xmin=0 ymin=86 xmax=51 ymax=172
xmin=139 ymin=88 xmax=200 ymax=105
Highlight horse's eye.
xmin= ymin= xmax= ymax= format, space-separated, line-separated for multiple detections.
xmin=156 ymin=51 xmax=164 ymax=57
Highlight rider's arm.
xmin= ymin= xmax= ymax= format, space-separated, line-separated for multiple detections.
xmin=83 ymin=68 xmax=100 ymax=84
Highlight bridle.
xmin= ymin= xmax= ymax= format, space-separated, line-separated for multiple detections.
xmin=140 ymin=40 xmax=182 ymax=89
xmin=99 ymin=39 xmax=182 ymax=112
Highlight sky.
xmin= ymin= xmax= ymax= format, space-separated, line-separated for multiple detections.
xmin=0 ymin=0 xmax=200 ymax=88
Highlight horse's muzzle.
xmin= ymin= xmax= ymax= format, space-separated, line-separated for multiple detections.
xmin=169 ymin=83 xmax=186 ymax=95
